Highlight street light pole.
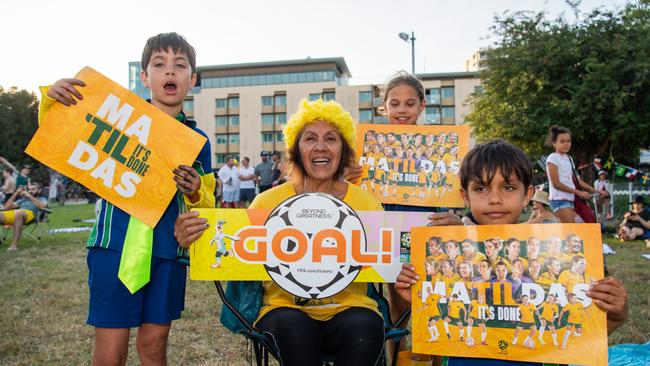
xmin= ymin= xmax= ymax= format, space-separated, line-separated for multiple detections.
xmin=399 ymin=31 xmax=416 ymax=74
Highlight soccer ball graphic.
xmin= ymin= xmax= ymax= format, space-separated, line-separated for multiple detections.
xmin=523 ymin=338 xmax=536 ymax=349
xmin=264 ymin=193 xmax=366 ymax=299
xmin=465 ymin=337 xmax=475 ymax=347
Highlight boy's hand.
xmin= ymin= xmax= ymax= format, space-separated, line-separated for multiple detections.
xmin=47 ymin=78 xmax=85 ymax=106
xmin=587 ymin=277 xmax=628 ymax=334
xmin=174 ymin=211 xmax=208 ymax=248
xmin=428 ymin=211 xmax=462 ymax=226
xmin=174 ymin=165 xmax=201 ymax=202
xmin=395 ymin=263 xmax=419 ymax=304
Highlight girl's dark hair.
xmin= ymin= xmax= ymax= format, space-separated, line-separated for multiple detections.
xmin=287 ymin=127 xmax=355 ymax=184
xmin=141 ymin=32 xmax=196 ymax=73
xmin=460 ymin=139 xmax=532 ymax=191
xmin=382 ymin=70 xmax=425 ymax=104
xmin=545 ymin=125 xmax=571 ymax=147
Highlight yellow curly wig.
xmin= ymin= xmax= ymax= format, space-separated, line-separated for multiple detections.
xmin=283 ymin=99 xmax=357 ymax=150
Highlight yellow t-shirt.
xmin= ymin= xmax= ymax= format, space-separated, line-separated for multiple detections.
xmin=470 ymin=300 xmax=489 ymax=319
xmin=426 ymin=293 xmax=442 ymax=317
xmin=427 ymin=253 xmax=448 ymax=263
xmin=537 ymin=271 xmax=557 ymax=287
xmin=458 ymin=252 xmax=487 ymax=266
xmin=565 ymin=302 xmax=585 ymax=324
xmin=252 ymin=182 xmax=383 ymax=322
xmin=519 ymin=303 xmax=536 ymax=323
xmin=447 ymin=300 xmax=464 ymax=318
xmin=443 ymin=273 xmax=462 ymax=295
xmin=558 ymin=270 xmax=585 ymax=293
xmin=540 ymin=302 xmax=559 ymax=322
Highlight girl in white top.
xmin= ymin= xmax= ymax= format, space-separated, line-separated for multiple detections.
xmin=545 ymin=126 xmax=601 ymax=223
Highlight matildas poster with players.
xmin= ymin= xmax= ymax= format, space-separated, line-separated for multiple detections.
xmin=410 ymin=224 xmax=607 ymax=365
xmin=354 ymin=124 xmax=469 ymax=208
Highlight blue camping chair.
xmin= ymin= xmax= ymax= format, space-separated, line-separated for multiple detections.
xmin=214 ymin=281 xmax=411 ymax=366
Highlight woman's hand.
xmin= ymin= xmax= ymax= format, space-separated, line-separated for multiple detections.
xmin=577 ymin=191 xmax=591 ymax=200
xmin=47 ymin=78 xmax=86 ymax=106
xmin=394 ymin=263 xmax=419 ymax=304
xmin=174 ymin=211 xmax=209 ymax=248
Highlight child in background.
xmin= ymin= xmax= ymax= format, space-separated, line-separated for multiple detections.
xmin=394 ymin=139 xmax=628 ymax=366
xmin=42 ymin=33 xmax=215 ymax=365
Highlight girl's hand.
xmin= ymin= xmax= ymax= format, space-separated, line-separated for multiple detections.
xmin=577 ymin=191 xmax=591 ymax=200
xmin=174 ymin=211 xmax=208 ymax=248
xmin=47 ymin=78 xmax=86 ymax=106
xmin=394 ymin=263 xmax=419 ymax=304
xmin=174 ymin=165 xmax=201 ymax=202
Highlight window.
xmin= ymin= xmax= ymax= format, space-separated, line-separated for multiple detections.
xmin=183 ymin=99 xmax=194 ymax=115
xmin=358 ymin=91 xmax=372 ymax=103
xmin=262 ymin=96 xmax=273 ymax=107
xmin=229 ymin=116 xmax=240 ymax=126
xmin=216 ymin=116 xmax=227 ymax=126
xmin=441 ymin=107 xmax=455 ymax=119
xmin=229 ymin=134 xmax=240 ymax=144
xmin=216 ymin=134 xmax=228 ymax=144
xmin=358 ymin=109 xmax=373 ymax=121
xmin=309 ymin=93 xmax=321 ymax=101
xmin=441 ymin=87 xmax=454 ymax=99
xmin=322 ymin=92 xmax=335 ymax=101
xmin=276 ymin=132 xmax=284 ymax=142
xmin=427 ymin=88 xmax=440 ymax=105
xmin=262 ymin=114 xmax=274 ymax=124
xmin=216 ymin=98 xmax=227 ymax=109
xmin=228 ymin=97 xmax=239 ymax=109
xmin=262 ymin=133 xmax=274 ymax=143
xmin=274 ymin=95 xmax=286 ymax=106
xmin=216 ymin=154 xmax=227 ymax=164
xmin=275 ymin=113 xmax=287 ymax=124
xmin=425 ymin=107 xmax=441 ymax=124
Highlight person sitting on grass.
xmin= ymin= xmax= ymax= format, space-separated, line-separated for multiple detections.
xmin=618 ymin=195 xmax=650 ymax=241
xmin=0 ymin=183 xmax=47 ymax=251
xmin=394 ymin=139 xmax=628 ymax=365
xmin=526 ymin=190 xmax=559 ymax=224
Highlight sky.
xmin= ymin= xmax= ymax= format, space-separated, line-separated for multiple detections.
xmin=1 ymin=0 xmax=627 ymax=97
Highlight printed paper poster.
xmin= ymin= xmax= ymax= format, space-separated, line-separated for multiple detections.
xmin=190 ymin=193 xmax=431 ymax=297
xmin=354 ymin=124 xmax=469 ymax=208
xmin=25 ymin=67 xmax=206 ymax=227
xmin=410 ymin=224 xmax=607 ymax=365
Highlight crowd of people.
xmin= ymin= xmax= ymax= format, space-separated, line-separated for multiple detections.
xmin=21 ymin=31 xmax=637 ymax=366
xmin=215 ymin=150 xmax=287 ymax=208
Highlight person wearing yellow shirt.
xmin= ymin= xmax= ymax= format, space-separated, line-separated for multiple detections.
xmin=424 ymin=287 xmax=445 ymax=342
xmin=558 ymin=293 xmax=590 ymax=349
xmin=443 ymin=294 xmax=467 ymax=342
xmin=504 ymin=238 xmax=529 ymax=271
xmin=465 ymin=294 xmax=490 ymax=346
xmin=512 ymin=295 xmax=541 ymax=348
xmin=537 ymin=294 xmax=559 ymax=346
xmin=426 ymin=236 xmax=448 ymax=264
xmin=416 ymin=166 xmax=428 ymax=198
xmin=458 ymin=239 xmax=487 ymax=267
xmin=484 ymin=238 xmax=511 ymax=272
xmin=457 ymin=261 xmax=474 ymax=292
xmin=540 ymin=236 xmax=571 ymax=268
xmin=425 ymin=257 xmax=442 ymax=283
xmin=558 ymin=256 xmax=586 ymax=294
xmin=537 ymin=257 xmax=562 ymax=289
xmin=440 ymin=259 xmax=462 ymax=296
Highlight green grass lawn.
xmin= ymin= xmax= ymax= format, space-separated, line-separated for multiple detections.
xmin=0 ymin=203 xmax=648 ymax=365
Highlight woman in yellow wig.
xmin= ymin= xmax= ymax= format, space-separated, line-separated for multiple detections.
xmin=175 ymin=99 xmax=385 ymax=366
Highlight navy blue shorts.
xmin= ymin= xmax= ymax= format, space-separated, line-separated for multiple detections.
xmin=87 ymin=247 xmax=186 ymax=328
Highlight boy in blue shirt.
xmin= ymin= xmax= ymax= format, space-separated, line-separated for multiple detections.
xmin=395 ymin=139 xmax=628 ymax=366
xmin=42 ymin=32 xmax=215 ymax=365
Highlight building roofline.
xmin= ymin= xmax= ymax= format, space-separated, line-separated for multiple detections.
xmin=417 ymin=71 xmax=480 ymax=80
xmin=197 ymin=57 xmax=351 ymax=77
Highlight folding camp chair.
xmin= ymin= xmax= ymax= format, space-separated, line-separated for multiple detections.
xmin=215 ymin=280 xmax=411 ymax=366
xmin=1 ymin=207 xmax=54 ymax=244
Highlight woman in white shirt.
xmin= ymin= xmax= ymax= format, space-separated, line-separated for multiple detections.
xmin=545 ymin=126 xmax=600 ymax=223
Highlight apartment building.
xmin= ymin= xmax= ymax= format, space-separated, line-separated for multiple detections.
xmin=129 ymin=57 xmax=480 ymax=169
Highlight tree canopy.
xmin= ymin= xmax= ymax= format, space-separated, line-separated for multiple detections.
xmin=466 ymin=1 xmax=650 ymax=165
xmin=0 ymin=86 xmax=48 ymax=183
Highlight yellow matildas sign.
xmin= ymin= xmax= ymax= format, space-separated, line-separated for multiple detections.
xmin=26 ymin=67 xmax=206 ymax=227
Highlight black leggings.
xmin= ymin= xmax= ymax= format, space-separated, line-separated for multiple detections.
xmin=257 ymin=307 xmax=385 ymax=366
